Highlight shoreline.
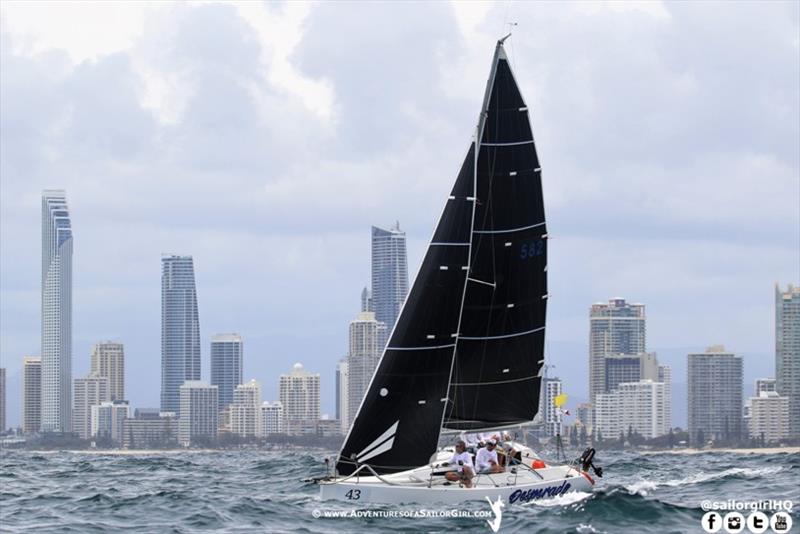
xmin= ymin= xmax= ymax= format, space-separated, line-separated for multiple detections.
xmin=640 ymin=446 xmax=800 ymax=455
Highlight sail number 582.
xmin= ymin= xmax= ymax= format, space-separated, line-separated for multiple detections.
xmin=520 ymin=240 xmax=544 ymax=259
xmin=345 ymin=489 xmax=361 ymax=500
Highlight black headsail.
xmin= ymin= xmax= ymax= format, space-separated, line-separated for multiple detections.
xmin=443 ymin=40 xmax=547 ymax=431
xmin=336 ymin=38 xmax=545 ymax=475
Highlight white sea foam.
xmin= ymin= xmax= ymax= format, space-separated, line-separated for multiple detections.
xmin=530 ymin=491 xmax=593 ymax=508
xmin=626 ymin=466 xmax=783 ymax=496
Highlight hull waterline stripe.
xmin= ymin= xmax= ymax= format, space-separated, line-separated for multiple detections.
xmin=474 ymin=221 xmax=545 ymax=235
xmin=459 ymin=325 xmax=544 ymax=341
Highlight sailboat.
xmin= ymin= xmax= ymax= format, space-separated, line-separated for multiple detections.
xmin=318 ymin=36 xmax=601 ymax=504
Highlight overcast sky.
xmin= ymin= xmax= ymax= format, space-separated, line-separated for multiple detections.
xmin=1 ymin=1 xmax=798 ymax=428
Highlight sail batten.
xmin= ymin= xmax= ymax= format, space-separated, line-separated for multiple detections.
xmin=336 ymin=39 xmax=545 ymax=474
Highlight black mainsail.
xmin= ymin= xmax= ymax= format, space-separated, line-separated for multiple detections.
xmin=336 ymin=38 xmax=546 ymax=475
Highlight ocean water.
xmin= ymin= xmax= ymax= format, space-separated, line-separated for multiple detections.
xmin=1 ymin=448 xmax=798 ymax=533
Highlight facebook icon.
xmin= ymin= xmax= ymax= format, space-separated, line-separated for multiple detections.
xmin=701 ymin=511 xmax=722 ymax=533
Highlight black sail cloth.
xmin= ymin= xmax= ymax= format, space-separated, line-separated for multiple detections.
xmin=336 ymin=43 xmax=546 ymax=475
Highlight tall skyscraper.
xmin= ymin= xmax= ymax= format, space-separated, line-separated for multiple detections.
xmin=72 ymin=374 xmax=110 ymax=439
xmin=346 ymin=311 xmax=381 ymax=428
xmin=41 ymin=190 xmax=73 ymax=432
xmin=90 ymin=342 xmax=125 ymax=402
xmin=688 ymin=345 xmax=743 ymax=444
xmin=22 ymin=357 xmax=42 ymax=433
xmin=0 ymin=367 xmax=5 ymax=431
xmin=210 ymin=333 xmax=243 ymax=411
xmin=336 ymin=358 xmax=349 ymax=434
xmin=595 ymin=380 xmax=670 ymax=440
xmin=589 ymin=298 xmax=646 ymax=406
xmin=776 ymin=284 xmax=800 ymax=437
xmin=178 ymin=381 xmax=218 ymax=446
xmin=161 ymin=255 xmax=201 ymax=415
xmin=230 ymin=379 xmax=262 ymax=438
xmin=371 ymin=223 xmax=408 ymax=347
xmin=279 ymin=363 xmax=320 ymax=435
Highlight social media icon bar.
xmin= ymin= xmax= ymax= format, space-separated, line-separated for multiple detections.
xmin=702 ymin=510 xmax=794 ymax=533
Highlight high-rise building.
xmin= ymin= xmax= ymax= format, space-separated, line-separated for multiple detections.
xmin=0 ymin=367 xmax=5 ymax=432
xmin=755 ymin=378 xmax=777 ymax=396
xmin=122 ymin=411 xmax=178 ymax=449
xmin=776 ymin=284 xmax=800 ymax=437
xmin=262 ymin=401 xmax=284 ymax=435
xmin=658 ymin=364 xmax=672 ymax=431
xmin=371 ymin=224 xmax=408 ymax=347
xmin=575 ymin=403 xmax=593 ymax=435
xmin=72 ymin=374 xmax=110 ymax=439
xmin=279 ymin=363 xmax=320 ymax=435
xmin=178 ymin=381 xmax=218 ymax=446
xmin=604 ymin=352 xmax=658 ymax=393
xmin=336 ymin=359 xmax=349 ymax=434
xmin=41 ymin=190 xmax=73 ymax=432
xmin=346 ymin=311 xmax=382 ymax=428
xmin=229 ymin=379 xmax=262 ymax=438
xmin=749 ymin=392 xmax=789 ymax=443
xmin=210 ymin=334 xmax=243 ymax=411
xmin=541 ymin=377 xmax=563 ymax=437
xmin=161 ymin=255 xmax=201 ymax=415
xmin=361 ymin=287 xmax=372 ymax=313
xmin=90 ymin=400 xmax=130 ymax=444
xmin=595 ymin=380 xmax=670 ymax=440
xmin=688 ymin=345 xmax=743 ymax=444
xmin=90 ymin=342 xmax=125 ymax=402
xmin=589 ymin=298 xmax=646 ymax=406
xmin=22 ymin=357 xmax=42 ymax=433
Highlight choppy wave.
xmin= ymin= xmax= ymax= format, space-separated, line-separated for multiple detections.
xmin=1 ymin=448 xmax=798 ymax=533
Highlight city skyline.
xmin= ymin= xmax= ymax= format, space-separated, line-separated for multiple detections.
xmin=1 ymin=2 xmax=798 ymax=428
xmin=0 ymin=209 xmax=796 ymax=429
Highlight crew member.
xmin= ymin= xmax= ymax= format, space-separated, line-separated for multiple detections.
xmin=444 ymin=440 xmax=474 ymax=488
xmin=475 ymin=438 xmax=504 ymax=474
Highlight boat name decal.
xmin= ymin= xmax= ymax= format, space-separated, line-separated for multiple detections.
xmin=508 ymin=481 xmax=571 ymax=504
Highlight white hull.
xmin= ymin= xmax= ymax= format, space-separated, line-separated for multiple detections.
xmin=319 ymin=444 xmax=595 ymax=505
